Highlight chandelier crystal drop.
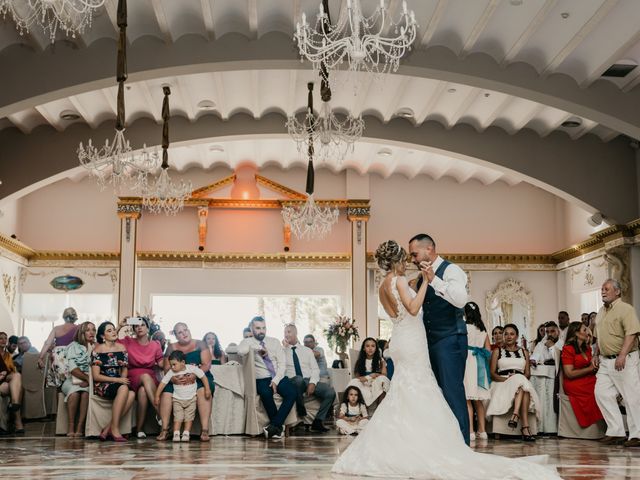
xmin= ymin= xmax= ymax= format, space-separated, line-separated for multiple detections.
xmin=294 ymin=0 xmax=417 ymax=81
xmin=141 ymin=86 xmax=192 ymax=216
xmin=78 ymin=0 xmax=158 ymax=193
xmin=282 ymin=195 xmax=339 ymax=241
xmin=2 ymin=0 xmax=105 ymax=42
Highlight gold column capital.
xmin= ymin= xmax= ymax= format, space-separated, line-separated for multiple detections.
xmin=117 ymin=200 xmax=142 ymax=219
xmin=347 ymin=206 xmax=370 ymax=222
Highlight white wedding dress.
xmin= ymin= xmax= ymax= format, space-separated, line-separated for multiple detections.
xmin=332 ymin=277 xmax=562 ymax=480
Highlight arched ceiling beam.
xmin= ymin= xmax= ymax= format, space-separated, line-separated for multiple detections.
xmin=0 ymin=112 xmax=635 ymax=222
xmin=1 ymin=32 xmax=640 ymax=139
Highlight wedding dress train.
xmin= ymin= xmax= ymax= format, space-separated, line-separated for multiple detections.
xmin=332 ymin=277 xmax=561 ymax=480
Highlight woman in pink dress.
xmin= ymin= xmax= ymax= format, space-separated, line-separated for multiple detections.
xmin=116 ymin=317 xmax=163 ymax=438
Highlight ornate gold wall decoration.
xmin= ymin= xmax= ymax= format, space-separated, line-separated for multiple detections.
xmin=2 ymin=273 xmax=16 ymax=312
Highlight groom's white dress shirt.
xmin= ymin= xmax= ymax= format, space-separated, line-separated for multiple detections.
xmin=428 ymin=256 xmax=468 ymax=308
xmin=238 ymin=336 xmax=286 ymax=385
xmin=283 ymin=342 xmax=320 ymax=385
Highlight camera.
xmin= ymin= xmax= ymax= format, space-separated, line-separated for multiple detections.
xmin=126 ymin=316 xmax=144 ymax=326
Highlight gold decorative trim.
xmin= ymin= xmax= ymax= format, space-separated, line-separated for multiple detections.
xmin=255 ymin=175 xmax=306 ymax=200
xmin=191 ymin=175 xmax=236 ymax=198
xmin=0 ymin=233 xmax=36 ymax=259
xmin=366 ymin=252 xmax=554 ymax=265
xmin=34 ymin=251 xmax=120 ymax=261
xmin=550 ymin=224 xmax=635 ymax=263
xmin=137 ymin=251 xmax=351 ymax=263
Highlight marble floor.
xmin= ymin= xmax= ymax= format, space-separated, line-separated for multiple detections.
xmin=1 ymin=422 xmax=639 ymax=479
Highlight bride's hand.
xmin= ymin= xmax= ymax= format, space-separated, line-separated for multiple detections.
xmin=420 ymin=261 xmax=435 ymax=283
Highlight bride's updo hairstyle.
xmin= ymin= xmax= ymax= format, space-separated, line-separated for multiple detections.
xmin=375 ymin=240 xmax=407 ymax=272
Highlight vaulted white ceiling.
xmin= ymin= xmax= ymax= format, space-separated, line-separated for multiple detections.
xmin=0 ymin=0 xmax=639 ymax=221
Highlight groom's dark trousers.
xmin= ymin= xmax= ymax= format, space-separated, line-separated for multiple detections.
xmin=418 ymin=260 xmax=471 ymax=445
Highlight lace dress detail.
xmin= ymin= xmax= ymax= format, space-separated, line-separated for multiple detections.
xmin=332 ymin=276 xmax=560 ymax=479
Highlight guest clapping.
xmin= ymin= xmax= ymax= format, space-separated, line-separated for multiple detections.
xmin=117 ymin=317 xmax=164 ymax=439
xmin=486 ymin=324 xmax=541 ymax=441
xmin=203 ymin=332 xmax=227 ymax=365
xmin=91 ymin=322 xmax=135 ymax=442
xmin=347 ymin=337 xmax=390 ymax=408
xmin=61 ymin=322 xmax=96 ymax=437
xmin=158 ymin=323 xmax=214 ymax=442
xmin=561 ymin=322 xmax=603 ymax=428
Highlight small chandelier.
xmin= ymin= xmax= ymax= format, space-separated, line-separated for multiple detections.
xmin=287 ymin=75 xmax=363 ymax=164
xmin=78 ymin=0 xmax=158 ymax=192
xmin=141 ymin=86 xmax=192 ymax=216
xmin=282 ymin=97 xmax=339 ymax=241
xmin=2 ymin=0 xmax=105 ymax=42
xmin=294 ymin=0 xmax=417 ymax=80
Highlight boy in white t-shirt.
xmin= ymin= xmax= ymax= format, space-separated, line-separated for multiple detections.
xmin=154 ymin=350 xmax=211 ymax=442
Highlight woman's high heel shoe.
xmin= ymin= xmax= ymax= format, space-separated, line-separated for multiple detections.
xmin=521 ymin=426 xmax=536 ymax=442
xmin=507 ymin=413 xmax=519 ymax=429
xmin=98 ymin=427 xmax=111 ymax=441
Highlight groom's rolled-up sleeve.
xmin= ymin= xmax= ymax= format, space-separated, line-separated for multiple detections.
xmin=429 ymin=264 xmax=468 ymax=308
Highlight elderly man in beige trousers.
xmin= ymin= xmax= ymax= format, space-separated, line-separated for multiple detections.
xmin=594 ymin=278 xmax=640 ymax=447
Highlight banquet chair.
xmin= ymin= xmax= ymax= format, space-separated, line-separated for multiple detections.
xmin=20 ymin=352 xmax=47 ymax=419
xmin=85 ymin=371 xmax=132 ymax=437
xmin=557 ymin=369 xmax=606 ymax=439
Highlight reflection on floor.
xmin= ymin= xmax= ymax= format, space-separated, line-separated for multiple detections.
xmin=1 ymin=422 xmax=639 ymax=479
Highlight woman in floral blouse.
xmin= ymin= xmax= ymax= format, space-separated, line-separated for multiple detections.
xmin=91 ymin=321 xmax=135 ymax=442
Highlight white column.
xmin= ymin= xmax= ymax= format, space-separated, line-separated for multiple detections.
xmin=348 ymin=206 xmax=370 ymax=337
xmin=116 ymin=201 xmax=141 ymax=321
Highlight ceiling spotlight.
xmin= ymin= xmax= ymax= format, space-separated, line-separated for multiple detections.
xmin=208 ymin=144 xmax=225 ymax=152
xmin=560 ymin=12 xmax=570 ymax=19
xmin=395 ymin=108 xmax=414 ymax=119
xmin=561 ymin=117 xmax=582 ymax=128
xmin=447 ymin=88 xmax=457 ymax=93
xmin=197 ymin=100 xmax=216 ymax=110
xmin=377 ymin=148 xmax=392 ymax=157
xmin=60 ymin=110 xmax=81 ymax=121
xmin=587 ymin=212 xmax=603 ymax=227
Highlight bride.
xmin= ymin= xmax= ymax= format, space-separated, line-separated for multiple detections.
xmin=332 ymin=240 xmax=561 ymax=480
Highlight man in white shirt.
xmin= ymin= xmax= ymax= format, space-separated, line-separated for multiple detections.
xmin=531 ymin=322 xmax=559 ymax=365
xmin=530 ymin=321 xmax=559 ymax=433
xmin=284 ymin=325 xmax=335 ymax=433
xmin=238 ymin=316 xmax=297 ymax=439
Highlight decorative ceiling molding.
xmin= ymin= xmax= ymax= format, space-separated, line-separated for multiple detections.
xmin=1 ymin=33 xmax=639 ymax=139
xmin=2 ymin=113 xmax=636 ymax=222
xmin=191 ymin=174 xmax=236 ymax=198
xmin=255 ymin=174 xmax=306 ymax=200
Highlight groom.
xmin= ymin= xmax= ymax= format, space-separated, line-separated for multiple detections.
xmin=409 ymin=234 xmax=470 ymax=445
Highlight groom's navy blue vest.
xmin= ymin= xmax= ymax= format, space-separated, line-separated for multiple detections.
xmin=417 ymin=259 xmax=466 ymax=345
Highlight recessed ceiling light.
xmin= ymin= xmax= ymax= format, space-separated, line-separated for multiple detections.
xmin=484 ymin=92 xmax=491 ymax=97
xmin=561 ymin=117 xmax=582 ymax=128
xmin=198 ymin=100 xmax=216 ymax=110
xmin=377 ymin=148 xmax=392 ymax=156
xmin=560 ymin=12 xmax=570 ymax=19
xmin=395 ymin=107 xmax=414 ymax=119
xmin=209 ymin=144 xmax=225 ymax=152
xmin=447 ymin=88 xmax=457 ymax=93
xmin=602 ymin=62 xmax=638 ymax=78
xmin=59 ymin=110 xmax=80 ymax=121
xmin=509 ymin=0 xmax=523 ymax=5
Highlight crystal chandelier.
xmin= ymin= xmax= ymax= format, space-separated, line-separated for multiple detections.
xmin=286 ymin=75 xmax=363 ymax=164
xmin=77 ymin=0 xmax=159 ymax=192
xmin=142 ymin=86 xmax=192 ymax=216
xmin=282 ymin=98 xmax=339 ymax=240
xmin=294 ymin=0 xmax=417 ymax=80
xmin=2 ymin=0 xmax=105 ymax=42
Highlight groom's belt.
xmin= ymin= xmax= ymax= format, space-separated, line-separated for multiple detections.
xmin=498 ymin=369 xmax=524 ymax=376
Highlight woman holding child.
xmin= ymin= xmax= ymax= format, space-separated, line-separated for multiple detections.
xmin=157 ymin=322 xmax=214 ymax=442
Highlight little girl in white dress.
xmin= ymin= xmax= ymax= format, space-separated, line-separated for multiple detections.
xmin=336 ymin=386 xmax=369 ymax=435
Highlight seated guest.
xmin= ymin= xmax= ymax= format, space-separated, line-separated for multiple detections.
xmin=336 ymin=386 xmax=368 ymax=435
xmin=530 ymin=324 xmax=547 ymax=354
xmin=303 ymin=334 xmax=329 ymax=383
xmin=561 ymin=321 xmax=603 ymax=428
xmin=7 ymin=335 xmax=18 ymax=356
xmin=242 ymin=326 xmax=253 ymax=339
xmin=530 ymin=321 xmax=559 ymax=434
xmin=347 ymin=337 xmax=390 ymax=408
xmin=62 ymin=321 xmax=96 ymax=437
xmin=13 ymin=336 xmax=39 ymax=372
xmin=463 ymin=302 xmax=491 ymax=441
xmin=91 ymin=322 xmax=136 ymax=442
xmin=238 ymin=316 xmax=296 ymax=440
xmin=490 ymin=326 xmax=504 ymax=351
xmin=116 ymin=317 xmax=164 ymax=439
xmin=38 ymin=308 xmax=80 ymax=388
xmin=203 ymin=332 xmax=227 ymax=365
xmin=0 ymin=332 xmax=23 ymax=433
xmin=486 ymin=324 xmax=541 ymax=441
xmin=158 ymin=322 xmax=214 ymax=442
xmin=283 ymin=324 xmax=335 ymax=433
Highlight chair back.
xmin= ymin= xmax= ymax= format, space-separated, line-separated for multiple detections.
xmin=22 ymin=353 xmax=45 ymax=391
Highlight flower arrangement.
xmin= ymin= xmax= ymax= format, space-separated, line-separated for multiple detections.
xmin=324 ymin=315 xmax=359 ymax=353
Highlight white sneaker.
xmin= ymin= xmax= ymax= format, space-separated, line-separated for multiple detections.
xmin=181 ymin=431 xmax=190 ymax=442
xmin=470 ymin=432 xmax=476 ymax=442
xmin=477 ymin=432 xmax=488 ymax=440
xmin=172 ymin=431 xmax=181 ymax=442
xmin=137 ymin=431 xmax=147 ymax=439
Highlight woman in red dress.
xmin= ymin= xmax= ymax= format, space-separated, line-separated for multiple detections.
xmin=561 ymin=321 xmax=603 ymax=427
